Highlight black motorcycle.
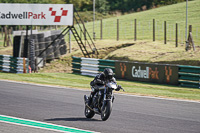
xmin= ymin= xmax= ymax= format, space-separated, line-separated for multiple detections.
xmin=84 ymin=81 xmax=124 ymax=121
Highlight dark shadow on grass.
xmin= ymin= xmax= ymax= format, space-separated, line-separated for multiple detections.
xmin=44 ymin=117 xmax=101 ymax=122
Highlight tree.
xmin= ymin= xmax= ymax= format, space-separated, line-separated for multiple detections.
xmin=96 ymin=0 xmax=110 ymax=14
xmin=65 ymin=0 xmax=92 ymax=11
xmin=0 ymin=0 xmax=65 ymax=4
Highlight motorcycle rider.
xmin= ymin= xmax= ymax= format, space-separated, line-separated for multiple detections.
xmin=87 ymin=68 xmax=122 ymax=107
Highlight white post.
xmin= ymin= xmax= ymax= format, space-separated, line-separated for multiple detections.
xmin=19 ymin=32 xmax=25 ymax=57
xmin=69 ymin=30 xmax=71 ymax=53
xmin=185 ymin=0 xmax=188 ymax=42
xmin=93 ymin=0 xmax=95 ymax=40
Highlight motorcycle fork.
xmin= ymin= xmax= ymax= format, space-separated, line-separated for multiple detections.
xmin=97 ymin=90 xmax=103 ymax=110
xmin=102 ymin=87 xmax=113 ymax=110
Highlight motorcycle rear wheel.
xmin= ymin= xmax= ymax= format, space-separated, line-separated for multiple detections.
xmin=85 ymin=105 xmax=95 ymax=118
xmin=101 ymin=101 xmax=112 ymax=121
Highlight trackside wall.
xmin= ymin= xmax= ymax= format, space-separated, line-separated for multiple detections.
xmin=0 ymin=55 xmax=29 ymax=73
xmin=72 ymin=57 xmax=200 ymax=88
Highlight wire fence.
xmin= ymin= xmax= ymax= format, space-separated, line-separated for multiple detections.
xmin=74 ymin=19 xmax=200 ymax=46
xmin=0 ymin=20 xmax=199 ymax=48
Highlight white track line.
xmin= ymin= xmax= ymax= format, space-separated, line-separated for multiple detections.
xmin=0 ymin=114 xmax=99 ymax=133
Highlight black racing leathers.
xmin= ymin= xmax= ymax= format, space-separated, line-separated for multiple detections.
xmin=90 ymin=72 xmax=116 ymax=88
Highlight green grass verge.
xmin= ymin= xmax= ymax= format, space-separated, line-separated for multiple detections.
xmin=0 ymin=72 xmax=199 ymax=101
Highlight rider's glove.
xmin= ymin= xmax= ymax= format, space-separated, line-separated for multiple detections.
xmin=95 ymin=79 xmax=104 ymax=84
xmin=90 ymin=81 xmax=95 ymax=86
xmin=116 ymin=85 xmax=121 ymax=91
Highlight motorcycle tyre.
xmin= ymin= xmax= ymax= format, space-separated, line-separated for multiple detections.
xmin=84 ymin=105 xmax=95 ymax=118
xmin=101 ymin=101 xmax=112 ymax=121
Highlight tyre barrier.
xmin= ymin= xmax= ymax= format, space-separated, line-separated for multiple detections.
xmin=13 ymin=36 xmax=21 ymax=57
xmin=0 ymin=55 xmax=29 ymax=73
xmin=60 ymin=44 xmax=67 ymax=55
xmin=38 ymin=38 xmax=46 ymax=58
xmin=32 ymin=34 xmax=39 ymax=57
xmin=45 ymin=37 xmax=54 ymax=61
xmin=13 ymin=30 xmax=68 ymax=66
xmin=29 ymin=39 xmax=35 ymax=70
xmin=51 ymin=35 xmax=61 ymax=59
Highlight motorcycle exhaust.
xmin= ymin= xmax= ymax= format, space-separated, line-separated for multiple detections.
xmin=84 ymin=95 xmax=94 ymax=111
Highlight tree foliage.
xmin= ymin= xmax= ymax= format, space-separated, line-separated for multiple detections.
xmin=96 ymin=0 xmax=110 ymax=14
xmin=0 ymin=0 xmax=65 ymax=4
xmin=65 ymin=0 xmax=92 ymax=11
xmin=107 ymin=0 xmax=188 ymax=12
xmin=67 ymin=0 xmax=189 ymax=13
xmin=0 ymin=0 xmax=189 ymax=13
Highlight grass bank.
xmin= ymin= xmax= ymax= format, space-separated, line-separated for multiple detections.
xmin=74 ymin=0 xmax=200 ymax=45
xmin=0 ymin=73 xmax=200 ymax=101
xmin=39 ymin=39 xmax=200 ymax=74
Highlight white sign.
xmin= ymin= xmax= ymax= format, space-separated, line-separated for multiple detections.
xmin=132 ymin=66 xmax=149 ymax=79
xmin=0 ymin=4 xmax=73 ymax=25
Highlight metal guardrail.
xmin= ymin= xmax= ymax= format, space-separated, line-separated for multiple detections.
xmin=72 ymin=57 xmax=115 ymax=77
xmin=0 ymin=55 xmax=29 ymax=73
xmin=178 ymin=65 xmax=200 ymax=88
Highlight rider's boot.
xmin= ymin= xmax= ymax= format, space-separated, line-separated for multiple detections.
xmin=87 ymin=91 xmax=95 ymax=107
xmin=87 ymin=86 xmax=98 ymax=108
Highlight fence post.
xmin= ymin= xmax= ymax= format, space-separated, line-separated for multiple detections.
xmin=69 ymin=30 xmax=71 ymax=53
xmin=23 ymin=26 xmax=29 ymax=58
xmin=83 ymin=22 xmax=86 ymax=41
xmin=8 ymin=28 xmax=12 ymax=46
xmin=176 ymin=23 xmax=178 ymax=47
xmin=100 ymin=19 xmax=103 ymax=40
xmin=189 ymin=25 xmax=195 ymax=51
xmin=117 ymin=19 xmax=119 ymax=41
xmin=29 ymin=39 xmax=35 ymax=72
xmin=134 ymin=19 xmax=137 ymax=41
xmin=3 ymin=26 xmax=7 ymax=47
xmin=189 ymin=25 xmax=192 ymax=33
xmin=1 ymin=27 xmax=3 ymax=38
xmin=153 ymin=19 xmax=155 ymax=41
xmin=164 ymin=21 xmax=167 ymax=44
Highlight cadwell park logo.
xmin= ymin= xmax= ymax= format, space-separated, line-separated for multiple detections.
xmin=0 ymin=11 xmax=46 ymax=19
xmin=131 ymin=65 xmax=173 ymax=82
xmin=118 ymin=63 xmax=177 ymax=84
xmin=0 ymin=7 xmax=68 ymax=23
xmin=132 ymin=66 xmax=159 ymax=80
xmin=120 ymin=63 xmax=126 ymax=78
xmin=165 ymin=66 xmax=172 ymax=83
xmin=49 ymin=7 xmax=68 ymax=22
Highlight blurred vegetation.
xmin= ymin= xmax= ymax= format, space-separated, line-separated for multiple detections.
xmin=0 ymin=0 xmax=191 ymax=14
xmin=107 ymin=0 xmax=191 ymax=13
xmin=0 ymin=0 xmax=191 ymax=25
xmin=0 ymin=0 xmax=65 ymax=4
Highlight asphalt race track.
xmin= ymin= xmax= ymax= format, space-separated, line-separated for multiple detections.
xmin=0 ymin=80 xmax=200 ymax=133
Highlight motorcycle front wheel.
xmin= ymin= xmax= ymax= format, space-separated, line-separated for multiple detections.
xmin=101 ymin=101 xmax=112 ymax=121
xmin=84 ymin=105 xmax=95 ymax=118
